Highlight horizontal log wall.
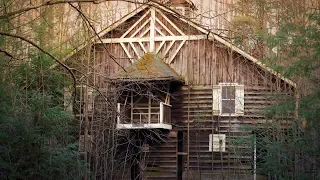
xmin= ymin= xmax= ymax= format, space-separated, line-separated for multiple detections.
xmin=91 ymin=39 xmax=294 ymax=179
xmin=170 ymin=85 xmax=293 ymax=178
xmin=143 ymin=131 xmax=178 ymax=180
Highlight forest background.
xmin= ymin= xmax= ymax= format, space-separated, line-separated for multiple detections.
xmin=0 ymin=0 xmax=319 ymax=179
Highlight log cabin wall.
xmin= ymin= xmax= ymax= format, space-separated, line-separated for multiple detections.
xmin=93 ymin=46 xmax=294 ymax=180
xmin=143 ymin=131 xmax=178 ymax=180
xmin=69 ymin=5 xmax=296 ymax=180
xmin=170 ymin=86 xmax=294 ymax=179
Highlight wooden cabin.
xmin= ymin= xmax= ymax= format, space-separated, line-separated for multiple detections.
xmin=66 ymin=1 xmax=296 ymax=180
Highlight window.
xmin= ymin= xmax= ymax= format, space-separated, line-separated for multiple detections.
xmin=221 ymin=86 xmax=236 ymax=114
xmin=209 ymin=134 xmax=226 ymax=152
xmin=212 ymin=83 xmax=244 ymax=116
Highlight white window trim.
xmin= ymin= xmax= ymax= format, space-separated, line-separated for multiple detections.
xmin=219 ymin=83 xmax=236 ymax=116
xmin=212 ymin=83 xmax=244 ymax=117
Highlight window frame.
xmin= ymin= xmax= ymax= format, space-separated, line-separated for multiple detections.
xmin=220 ymin=83 xmax=237 ymax=116
xmin=212 ymin=83 xmax=244 ymax=117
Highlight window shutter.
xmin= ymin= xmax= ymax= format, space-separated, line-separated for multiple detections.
xmin=212 ymin=86 xmax=221 ymax=115
xmin=235 ymin=85 xmax=244 ymax=116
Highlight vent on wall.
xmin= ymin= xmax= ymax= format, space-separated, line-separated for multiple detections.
xmin=209 ymin=134 xmax=226 ymax=152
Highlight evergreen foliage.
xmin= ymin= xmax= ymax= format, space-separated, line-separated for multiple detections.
xmin=0 ymin=43 xmax=87 ymax=180
xmin=0 ymin=1 xmax=88 ymax=178
xmin=234 ymin=1 xmax=320 ymax=179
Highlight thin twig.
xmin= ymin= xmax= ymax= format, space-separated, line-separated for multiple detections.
xmin=0 ymin=31 xmax=77 ymax=90
xmin=68 ymin=3 xmax=127 ymax=72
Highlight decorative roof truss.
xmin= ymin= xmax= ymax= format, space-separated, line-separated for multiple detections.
xmin=97 ymin=8 xmax=206 ymax=64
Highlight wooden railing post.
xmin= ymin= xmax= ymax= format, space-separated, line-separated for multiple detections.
xmin=117 ymin=103 xmax=120 ymax=124
xmin=160 ymin=102 xmax=163 ymax=124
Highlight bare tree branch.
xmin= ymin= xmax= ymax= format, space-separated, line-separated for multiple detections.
xmin=0 ymin=48 xmax=22 ymax=60
xmin=0 ymin=0 xmax=144 ymax=20
xmin=68 ymin=2 xmax=127 ymax=72
xmin=0 ymin=31 xmax=77 ymax=89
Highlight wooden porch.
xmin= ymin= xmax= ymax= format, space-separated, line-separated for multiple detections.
xmin=116 ymin=102 xmax=172 ymax=129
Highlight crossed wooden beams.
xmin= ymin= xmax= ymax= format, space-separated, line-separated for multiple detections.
xmin=96 ymin=8 xmax=206 ymax=64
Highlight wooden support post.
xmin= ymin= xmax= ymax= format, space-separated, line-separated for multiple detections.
xmin=166 ymin=83 xmax=171 ymax=104
xmin=187 ymin=86 xmax=190 ymax=180
xmin=117 ymin=103 xmax=121 ymax=124
xmin=160 ymin=102 xmax=163 ymax=124
xmin=150 ymin=8 xmax=155 ymax=52
xmin=148 ymin=95 xmax=151 ymax=124
xmin=131 ymin=91 xmax=133 ymax=123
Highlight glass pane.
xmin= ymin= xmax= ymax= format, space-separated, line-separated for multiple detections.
xmin=222 ymin=100 xmax=235 ymax=114
xmin=222 ymin=86 xmax=235 ymax=99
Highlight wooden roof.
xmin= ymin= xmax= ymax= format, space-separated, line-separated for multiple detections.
xmin=111 ymin=53 xmax=182 ymax=82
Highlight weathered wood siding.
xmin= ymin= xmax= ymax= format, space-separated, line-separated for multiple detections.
xmin=143 ymin=131 xmax=178 ymax=180
xmin=170 ymin=86 xmax=291 ymax=179
xmin=73 ymin=7 xmax=296 ymax=180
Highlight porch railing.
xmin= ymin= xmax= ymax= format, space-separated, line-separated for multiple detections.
xmin=117 ymin=102 xmax=171 ymax=129
xmin=160 ymin=102 xmax=171 ymax=124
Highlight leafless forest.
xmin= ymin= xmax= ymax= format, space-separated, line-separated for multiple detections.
xmin=0 ymin=0 xmax=319 ymax=180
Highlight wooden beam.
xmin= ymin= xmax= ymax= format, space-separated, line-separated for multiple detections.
xmin=148 ymin=95 xmax=151 ymax=124
xmin=155 ymin=9 xmax=185 ymax=35
xmin=160 ymin=102 xmax=164 ymax=124
xmin=168 ymin=39 xmax=186 ymax=64
xmin=117 ymin=103 xmax=121 ymax=124
xmin=130 ymin=17 xmax=150 ymax=38
xmin=131 ymin=91 xmax=133 ymax=122
xmin=156 ymin=40 xmax=166 ymax=54
xmin=138 ymin=41 xmax=147 ymax=53
xmin=140 ymin=27 xmax=150 ymax=38
xmin=98 ymin=35 xmax=206 ymax=43
xmin=163 ymin=40 xmax=175 ymax=58
xmin=129 ymin=42 xmax=140 ymax=58
xmin=155 ymin=26 xmax=165 ymax=37
xmin=154 ymin=91 xmax=166 ymax=102
xmin=120 ymin=42 xmax=133 ymax=62
xmin=116 ymin=123 xmax=172 ymax=130
xmin=100 ymin=37 xmax=149 ymax=43
xmin=150 ymin=8 xmax=156 ymax=52
xmin=121 ymin=9 xmax=151 ymax=38
xmin=155 ymin=17 xmax=174 ymax=36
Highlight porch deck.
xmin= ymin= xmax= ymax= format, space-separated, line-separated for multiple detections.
xmin=116 ymin=102 xmax=172 ymax=130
